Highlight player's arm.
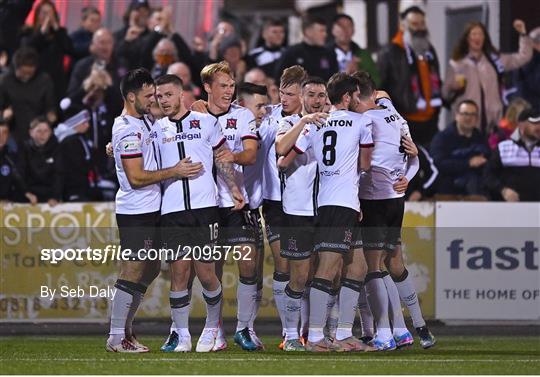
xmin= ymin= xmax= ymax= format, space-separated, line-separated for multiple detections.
xmin=213 ymin=143 xmax=245 ymax=210
xmin=401 ymin=136 xmax=418 ymax=158
xmin=394 ymin=155 xmax=420 ymax=194
xmin=122 ymin=156 xmax=202 ymax=189
xmin=275 ymin=113 xmax=327 ymax=156
xmin=277 ymin=149 xmax=299 ymax=171
xmin=359 ymin=146 xmax=373 ymax=172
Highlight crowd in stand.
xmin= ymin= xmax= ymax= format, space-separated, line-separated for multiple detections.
xmin=0 ymin=0 xmax=538 ymax=205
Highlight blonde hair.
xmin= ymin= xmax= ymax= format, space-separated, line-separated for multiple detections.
xmin=200 ymin=61 xmax=233 ymax=85
xmin=505 ymin=98 xmax=531 ymax=124
xmin=279 ymin=65 xmax=307 ymax=89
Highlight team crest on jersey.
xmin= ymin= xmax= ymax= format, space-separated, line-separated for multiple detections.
xmin=343 ymin=229 xmax=352 ymax=243
xmin=226 ymin=118 xmax=237 ymax=129
xmin=288 ymin=237 xmax=298 ymax=252
xmin=189 ymin=119 xmax=201 ymax=129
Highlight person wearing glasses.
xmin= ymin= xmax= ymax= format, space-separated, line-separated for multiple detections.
xmin=430 ymin=99 xmax=490 ymax=198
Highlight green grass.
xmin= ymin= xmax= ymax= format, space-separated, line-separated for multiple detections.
xmin=1 ymin=335 xmax=539 ymax=374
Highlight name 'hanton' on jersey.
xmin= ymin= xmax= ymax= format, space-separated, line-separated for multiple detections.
xmin=210 ymin=103 xmax=258 ymax=208
xmin=295 ymin=109 xmax=373 ymax=212
xmin=112 ymin=114 xmax=162 ymax=215
xmin=158 ymin=111 xmax=226 ymax=215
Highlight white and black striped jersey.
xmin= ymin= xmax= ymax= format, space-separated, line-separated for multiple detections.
xmin=158 ymin=111 xmax=226 ymax=215
xmin=358 ymin=97 xmax=412 ymax=200
xmin=295 ymin=110 xmax=373 ymax=212
xmin=278 ymin=114 xmax=319 ymax=216
xmin=262 ymin=104 xmax=286 ymax=202
xmin=112 ymin=114 xmax=161 ymax=215
xmin=209 ymin=104 xmax=258 ymax=208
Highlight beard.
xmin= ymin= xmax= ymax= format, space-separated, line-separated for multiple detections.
xmin=404 ymin=29 xmax=431 ymax=56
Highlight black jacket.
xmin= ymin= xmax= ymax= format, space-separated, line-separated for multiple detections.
xmin=377 ymin=39 xmax=441 ymax=115
xmin=19 ymin=136 xmax=62 ymax=201
xmin=0 ymin=145 xmax=27 ymax=200
xmin=275 ymin=42 xmax=338 ymax=82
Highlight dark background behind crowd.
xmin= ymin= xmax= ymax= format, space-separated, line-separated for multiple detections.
xmin=0 ymin=0 xmax=539 ymax=205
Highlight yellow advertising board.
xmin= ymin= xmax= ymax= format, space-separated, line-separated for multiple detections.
xmin=1 ymin=202 xmax=435 ymax=321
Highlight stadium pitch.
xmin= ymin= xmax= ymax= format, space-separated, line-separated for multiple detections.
xmin=1 ymin=335 xmax=539 ymax=374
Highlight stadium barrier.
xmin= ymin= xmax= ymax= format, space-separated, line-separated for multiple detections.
xmin=2 ymin=201 xmax=536 ymax=322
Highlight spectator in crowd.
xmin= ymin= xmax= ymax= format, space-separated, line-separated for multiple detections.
xmin=275 ymin=15 xmax=338 ymax=82
xmin=378 ymin=6 xmax=443 ymax=147
xmin=430 ymin=100 xmax=490 ymax=197
xmin=69 ymin=6 xmax=102 ymax=65
xmin=0 ymin=119 xmax=36 ymax=204
xmin=150 ymin=37 xmax=178 ymax=78
xmin=207 ymin=20 xmax=244 ymax=62
xmin=219 ymin=35 xmax=247 ymax=83
xmin=140 ymin=6 xmax=195 ymax=78
xmin=330 ymin=13 xmax=380 ymax=86
xmin=514 ymin=27 xmax=540 ymax=110
xmin=0 ymin=47 xmax=56 ymax=145
xmin=488 ymin=97 xmax=531 ymax=150
xmin=0 ymin=0 xmax=33 ymax=61
xmin=443 ymin=20 xmax=532 ymax=135
xmin=20 ymin=0 xmax=73 ymax=104
xmin=18 ymin=116 xmax=61 ymax=205
xmin=405 ymin=145 xmax=438 ymax=201
xmin=68 ymin=28 xmax=123 ymax=120
xmin=55 ymin=105 xmax=100 ymax=202
xmin=484 ymin=108 xmax=540 ymax=202
xmin=113 ymin=0 xmax=151 ymax=70
xmin=244 ymin=67 xmax=267 ymax=86
xmin=167 ymin=61 xmax=202 ymax=101
xmin=247 ymin=18 xmax=286 ymax=77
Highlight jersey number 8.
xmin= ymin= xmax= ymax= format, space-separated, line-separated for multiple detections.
xmin=322 ymin=130 xmax=337 ymax=166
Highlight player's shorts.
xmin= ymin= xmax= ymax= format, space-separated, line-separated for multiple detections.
xmin=160 ymin=207 xmax=220 ymax=262
xmin=314 ymin=206 xmax=361 ymax=254
xmin=280 ymin=213 xmax=316 ymax=260
xmin=250 ymin=208 xmax=264 ymax=253
xmin=360 ymin=197 xmax=404 ymax=252
xmin=218 ymin=205 xmax=256 ymax=246
xmin=116 ymin=210 xmax=161 ymax=261
xmin=262 ymin=199 xmax=284 ymax=244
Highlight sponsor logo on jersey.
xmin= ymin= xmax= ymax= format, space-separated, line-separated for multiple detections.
xmin=162 ymin=133 xmax=202 ymax=143
xmin=190 ymin=119 xmax=201 ymax=129
xmin=226 ymin=118 xmax=237 ymax=129
xmin=146 ymin=130 xmax=158 ymax=144
xmin=225 ymin=134 xmax=235 ymax=141
xmin=320 ymin=169 xmax=341 ymax=176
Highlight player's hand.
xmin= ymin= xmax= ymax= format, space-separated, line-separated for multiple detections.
xmin=215 ymin=148 xmax=235 ymax=163
xmin=25 ymin=192 xmax=38 ymax=205
xmin=190 ymin=100 xmax=208 ymax=113
xmin=501 ymin=187 xmax=519 ymax=202
xmin=513 ymin=19 xmax=526 ymax=35
xmin=105 ymin=142 xmax=113 ymax=158
xmin=173 ymin=157 xmax=203 ymax=178
xmin=393 ymin=176 xmax=409 ymax=194
xmin=469 ymin=155 xmax=487 ymax=168
xmin=302 ymin=112 xmax=329 ymax=128
xmin=230 ymin=186 xmax=245 ymax=211
xmin=401 ymin=136 xmax=418 ymax=157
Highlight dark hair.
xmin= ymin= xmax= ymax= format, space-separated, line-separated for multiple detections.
xmin=327 ymin=72 xmax=358 ymax=105
xmin=30 ymin=115 xmax=50 ymax=129
xmin=452 ymin=21 xmax=498 ymax=61
xmin=301 ymin=76 xmax=327 ymax=90
xmin=400 ymin=6 xmax=425 ymax=20
xmin=333 ymin=13 xmax=354 ymax=25
xmin=302 ymin=15 xmax=326 ymax=32
xmin=32 ymin=0 xmax=60 ymax=29
xmin=155 ymin=74 xmax=184 ymax=88
xmin=457 ymin=99 xmax=479 ymax=111
xmin=81 ymin=6 xmax=100 ymax=21
xmin=280 ymin=65 xmax=307 ymax=88
xmin=263 ymin=18 xmax=285 ymax=30
xmin=13 ymin=47 xmax=39 ymax=68
xmin=120 ymin=68 xmax=155 ymax=100
xmin=237 ymin=82 xmax=268 ymax=97
xmin=351 ymin=71 xmax=375 ymax=99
